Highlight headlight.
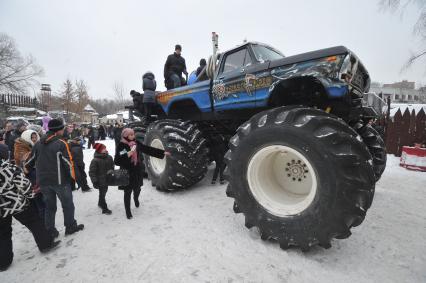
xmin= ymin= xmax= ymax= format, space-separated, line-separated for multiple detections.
xmin=339 ymin=55 xmax=352 ymax=82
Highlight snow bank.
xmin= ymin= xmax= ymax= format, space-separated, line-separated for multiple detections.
xmin=1 ymin=139 xmax=425 ymax=282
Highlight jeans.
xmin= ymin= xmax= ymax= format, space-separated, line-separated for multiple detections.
xmin=41 ymin=184 xmax=77 ymax=231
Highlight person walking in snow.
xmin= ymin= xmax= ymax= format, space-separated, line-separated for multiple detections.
xmin=13 ymin=130 xmax=46 ymax=221
xmin=69 ymin=137 xmax=92 ymax=192
xmin=25 ymin=118 xmax=84 ymax=237
xmin=0 ymin=159 xmax=60 ymax=272
xmin=89 ymin=143 xmax=114 ymax=215
xmin=114 ymin=128 xmax=168 ymax=219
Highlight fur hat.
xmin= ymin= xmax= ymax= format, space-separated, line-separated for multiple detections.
xmin=20 ymin=130 xmax=38 ymax=146
xmin=48 ymin=118 xmax=65 ymax=132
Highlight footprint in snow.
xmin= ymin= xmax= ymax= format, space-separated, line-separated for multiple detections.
xmin=56 ymin=258 xmax=67 ymax=269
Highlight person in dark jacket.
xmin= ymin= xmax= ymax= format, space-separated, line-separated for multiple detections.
xmin=4 ymin=121 xmax=26 ymax=160
xmin=3 ymin=122 xmax=15 ymax=158
xmin=25 ymin=118 xmax=84 ymax=237
xmin=0 ymin=159 xmax=60 ymax=272
xmin=164 ymin=44 xmax=188 ymax=90
xmin=142 ymin=71 xmax=157 ymax=120
xmin=98 ymin=124 xmax=106 ymax=140
xmin=69 ymin=137 xmax=92 ymax=192
xmin=87 ymin=126 xmax=96 ymax=149
xmin=196 ymin=58 xmax=209 ymax=81
xmin=210 ymin=134 xmax=228 ymax=185
xmin=114 ymin=128 xmax=167 ymax=219
xmin=70 ymin=124 xmax=81 ymax=140
xmin=113 ymin=123 xmax=124 ymax=152
xmin=89 ymin=143 xmax=114 ymax=215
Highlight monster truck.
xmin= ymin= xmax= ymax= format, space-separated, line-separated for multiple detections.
xmin=129 ymin=36 xmax=386 ymax=250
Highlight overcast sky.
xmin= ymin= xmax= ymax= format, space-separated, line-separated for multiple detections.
xmin=1 ymin=0 xmax=425 ymax=99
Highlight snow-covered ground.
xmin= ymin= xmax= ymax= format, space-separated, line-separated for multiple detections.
xmin=1 ymin=139 xmax=425 ymax=283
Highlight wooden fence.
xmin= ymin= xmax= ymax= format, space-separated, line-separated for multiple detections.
xmin=0 ymin=93 xmax=38 ymax=108
xmin=382 ymin=108 xmax=426 ymax=156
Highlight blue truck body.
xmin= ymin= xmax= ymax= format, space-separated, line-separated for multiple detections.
xmin=155 ymin=42 xmax=370 ymax=121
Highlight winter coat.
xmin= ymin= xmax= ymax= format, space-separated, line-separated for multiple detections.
xmin=69 ymin=142 xmax=84 ymax=168
xmin=0 ymin=144 xmax=9 ymax=160
xmin=164 ymin=52 xmax=187 ymax=79
xmin=70 ymin=128 xmax=81 ymax=139
xmin=89 ymin=152 xmax=114 ymax=188
xmin=114 ymin=142 xmax=165 ymax=190
xmin=25 ymin=132 xmax=75 ymax=186
xmin=113 ymin=127 xmax=123 ymax=144
xmin=196 ymin=65 xmax=208 ymax=81
xmin=4 ymin=130 xmax=17 ymax=158
xmin=0 ymin=161 xmax=32 ymax=217
xmin=143 ymin=72 xmax=157 ymax=103
xmin=13 ymin=138 xmax=32 ymax=168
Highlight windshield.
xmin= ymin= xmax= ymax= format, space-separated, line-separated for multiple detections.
xmin=252 ymin=45 xmax=284 ymax=62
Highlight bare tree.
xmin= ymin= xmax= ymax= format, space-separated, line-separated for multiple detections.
xmin=59 ymin=78 xmax=75 ymax=115
xmin=75 ymin=79 xmax=90 ymax=120
xmin=112 ymin=81 xmax=127 ymax=110
xmin=380 ymin=0 xmax=426 ymax=68
xmin=0 ymin=33 xmax=44 ymax=94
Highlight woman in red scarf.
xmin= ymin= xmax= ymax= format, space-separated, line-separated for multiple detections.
xmin=114 ymin=128 xmax=167 ymax=219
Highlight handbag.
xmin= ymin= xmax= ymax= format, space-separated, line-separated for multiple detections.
xmin=106 ymin=169 xmax=129 ymax=187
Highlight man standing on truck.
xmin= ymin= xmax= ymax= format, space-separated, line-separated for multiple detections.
xmin=164 ymin=44 xmax=188 ymax=90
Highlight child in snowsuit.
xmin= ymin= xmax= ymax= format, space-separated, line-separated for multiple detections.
xmin=89 ymin=143 xmax=114 ymax=215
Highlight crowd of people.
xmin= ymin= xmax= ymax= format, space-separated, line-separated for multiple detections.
xmin=0 ymin=118 xmax=168 ymax=271
xmin=0 ymin=42 xmax=224 ymax=272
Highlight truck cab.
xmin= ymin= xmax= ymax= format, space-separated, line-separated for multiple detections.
xmin=155 ymin=41 xmax=370 ymax=123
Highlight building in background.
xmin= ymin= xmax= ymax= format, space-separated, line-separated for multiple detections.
xmin=370 ymin=80 xmax=426 ymax=103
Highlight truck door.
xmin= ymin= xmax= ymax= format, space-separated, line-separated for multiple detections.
xmin=212 ymin=47 xmax=256 ymax=111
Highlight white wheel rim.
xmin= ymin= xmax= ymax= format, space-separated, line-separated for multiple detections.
xmin=149 ymin=139 xmax=166 ymax=175
xmin=247 ymin=145 xmax=317 ymax=217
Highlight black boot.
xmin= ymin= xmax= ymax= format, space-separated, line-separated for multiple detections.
xmin=102 ymin=208 xmax=112 ymax=215
xmin=48 ymin=228 xmax=59 ymax=239
xmin=65 ymin=224 xmax=84 ymax=235
xmin=134 ymin=198 xmax=140 ymax=208
xmin=40 ymin=240 xmax=61 ymax=253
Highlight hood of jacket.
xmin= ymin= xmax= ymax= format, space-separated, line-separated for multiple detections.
xmin=40 ymin=131 xmax=61 ymax=145
xmin=14 ymin=138 xmax=32 ymax=150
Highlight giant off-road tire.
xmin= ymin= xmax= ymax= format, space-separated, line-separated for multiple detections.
xmin=356 ymin=124 xmax=387 ymax=181
xmin=225 ymin=106 xmax=375 ymax=251
xmin=143 ymin=120 xmax=209 ymax=191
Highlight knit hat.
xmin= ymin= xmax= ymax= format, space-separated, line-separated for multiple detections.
xmin=48 ymin=118 xmax=65 ymax=132
xmin=93 ymin=143 xmax=107 ymax=153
